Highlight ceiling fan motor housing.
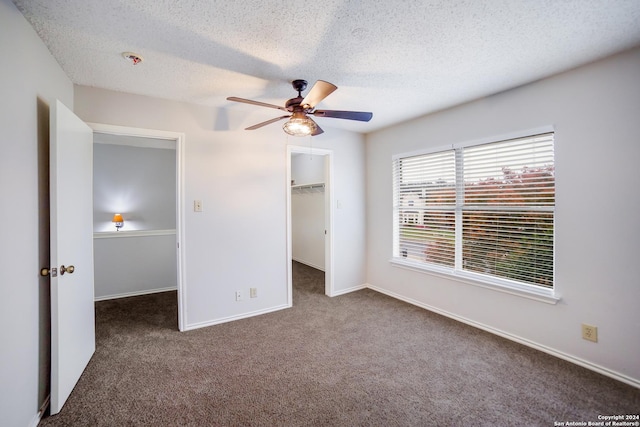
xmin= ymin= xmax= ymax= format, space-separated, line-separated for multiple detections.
xmin=285 ymin=96 xmax=305 ymax=111
xmin=291 ymin=79 xmax=308 ymax=93
xmin=287 ymin=79 xmax=309 ymax=110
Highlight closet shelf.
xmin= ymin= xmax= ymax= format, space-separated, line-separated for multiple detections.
xmin=291 ymin=182 xmax=325 ymax=190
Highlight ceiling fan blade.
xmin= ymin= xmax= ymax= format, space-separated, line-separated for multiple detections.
xmin=301 ymin=80 xmax=337 ymax=108
xmin=245 ymin=115 xmax=291 ymax=130
xmin=312 ymin=110 xmax=373 ymax=122
xmin=309 ymin=118 xmax=324 ymax=136
xmin=227 ymin=97 xmax=288 ymax=112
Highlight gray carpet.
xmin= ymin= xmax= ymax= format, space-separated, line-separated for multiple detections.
xmin=40 ymin=262 xmax=639 ymax=426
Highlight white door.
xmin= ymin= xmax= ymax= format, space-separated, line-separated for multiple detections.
xmin=49 ymin=100 xmax=96 ymax=415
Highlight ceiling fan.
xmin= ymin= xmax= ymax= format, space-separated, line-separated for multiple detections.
xmin=227 ymin=79 xmax=373 ymax=137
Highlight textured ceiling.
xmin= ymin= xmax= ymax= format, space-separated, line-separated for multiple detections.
xmin=13 ymin=0 xmax=640 ymax=134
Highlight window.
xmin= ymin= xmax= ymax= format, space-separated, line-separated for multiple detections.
xmin=392 ymin=132 xmax=555 ymax=291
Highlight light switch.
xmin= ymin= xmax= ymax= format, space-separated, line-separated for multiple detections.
xmin=194 ymin=200 xmax=203 ymax=212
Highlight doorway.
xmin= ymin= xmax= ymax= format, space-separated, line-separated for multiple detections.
xmin=286 ymin=145 xmax=334 ymax=303
xmin=88 ymin=123 xmax=186 ymax=331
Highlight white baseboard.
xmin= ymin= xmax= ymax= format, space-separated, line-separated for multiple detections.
xmin=292 ymin=257 xmax=325 ymax=272
xmin=183 ymin=303 xmax=291 ymax=332
xmin=29 ymin=394 xmax=50 ymax=427
xmin=329 ymin=283 xmax=367 ymax=297
xmin=183 ymin=282 xmax=368 ymax=331
xmin=94 ymin=286 xmax=177 ymax=302
xmin=28 ymin=412 xmax=43 ymax=427
xmin=366 ymin=283 xmax=640 ymax=389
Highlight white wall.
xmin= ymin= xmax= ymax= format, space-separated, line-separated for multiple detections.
xmin=93 ymin=143 xmax=177 ymax=300
xmin=94 ymin=233 xmax=177 ymax=300
xmin=366 ymin=47 xmax=640 ymax=386
xmin=74 ymin=85 xmax=367 ymax=328
xmin=291 ymin=154 xmax=325 ymax=270
xmin=93 ymin=143 xmax=176 ymax=232
xmin=0 ymin=0 xmax=75 ymax=425
xmin=291 ymin=153 xmax=325 ymax=185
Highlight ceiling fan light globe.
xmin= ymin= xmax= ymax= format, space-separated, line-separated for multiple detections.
xmin=283 ymin=117 xmax=317 ymax=137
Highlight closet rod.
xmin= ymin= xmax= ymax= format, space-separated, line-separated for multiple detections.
xmin=291 ymin=183 xmax=325 ymax=190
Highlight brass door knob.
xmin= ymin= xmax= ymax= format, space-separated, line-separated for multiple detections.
xmin=41 ymin=267 xmax=58 ymax=277
xmin=60 ymin=265 xmax=75 ymax=275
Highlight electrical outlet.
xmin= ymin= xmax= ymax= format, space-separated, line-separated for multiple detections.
xmin=235 ymin=290 xmax=242 ymax=301
xmin=582 ymin=324 xmax=598 ymax=343
xmin=250 ymin=288 xmax=257 ymax=298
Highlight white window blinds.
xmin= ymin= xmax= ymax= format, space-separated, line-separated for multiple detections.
xmin=393 ymin=150 xmax=456 ymax=267
xmin=393 ymin=132 xmax=555 ymax=289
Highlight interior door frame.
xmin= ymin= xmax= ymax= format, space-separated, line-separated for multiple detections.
xmin=88 ymin=123 xmax=187 ymax=331
xmin=286 ymin=145 xmax=334 ymax=301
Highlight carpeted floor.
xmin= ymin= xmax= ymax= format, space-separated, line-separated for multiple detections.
xmin=40 ymin=262 xmax=639 ymax=426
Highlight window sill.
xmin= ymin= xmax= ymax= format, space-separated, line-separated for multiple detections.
xmin=389 ymin=257 xmax=560 ymax=304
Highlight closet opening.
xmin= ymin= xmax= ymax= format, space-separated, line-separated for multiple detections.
xmin=286 ymin=146 xmax=334 ymax=304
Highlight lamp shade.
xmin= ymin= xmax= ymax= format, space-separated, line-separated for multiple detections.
xmin=112 ymin=213 xmax=124 ymax=223
xmin=282 ymin=112 xmax=317 ymax=137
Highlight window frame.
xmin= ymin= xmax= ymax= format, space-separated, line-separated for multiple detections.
xmin=390 ymin=127 xmax=560 ymax=304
